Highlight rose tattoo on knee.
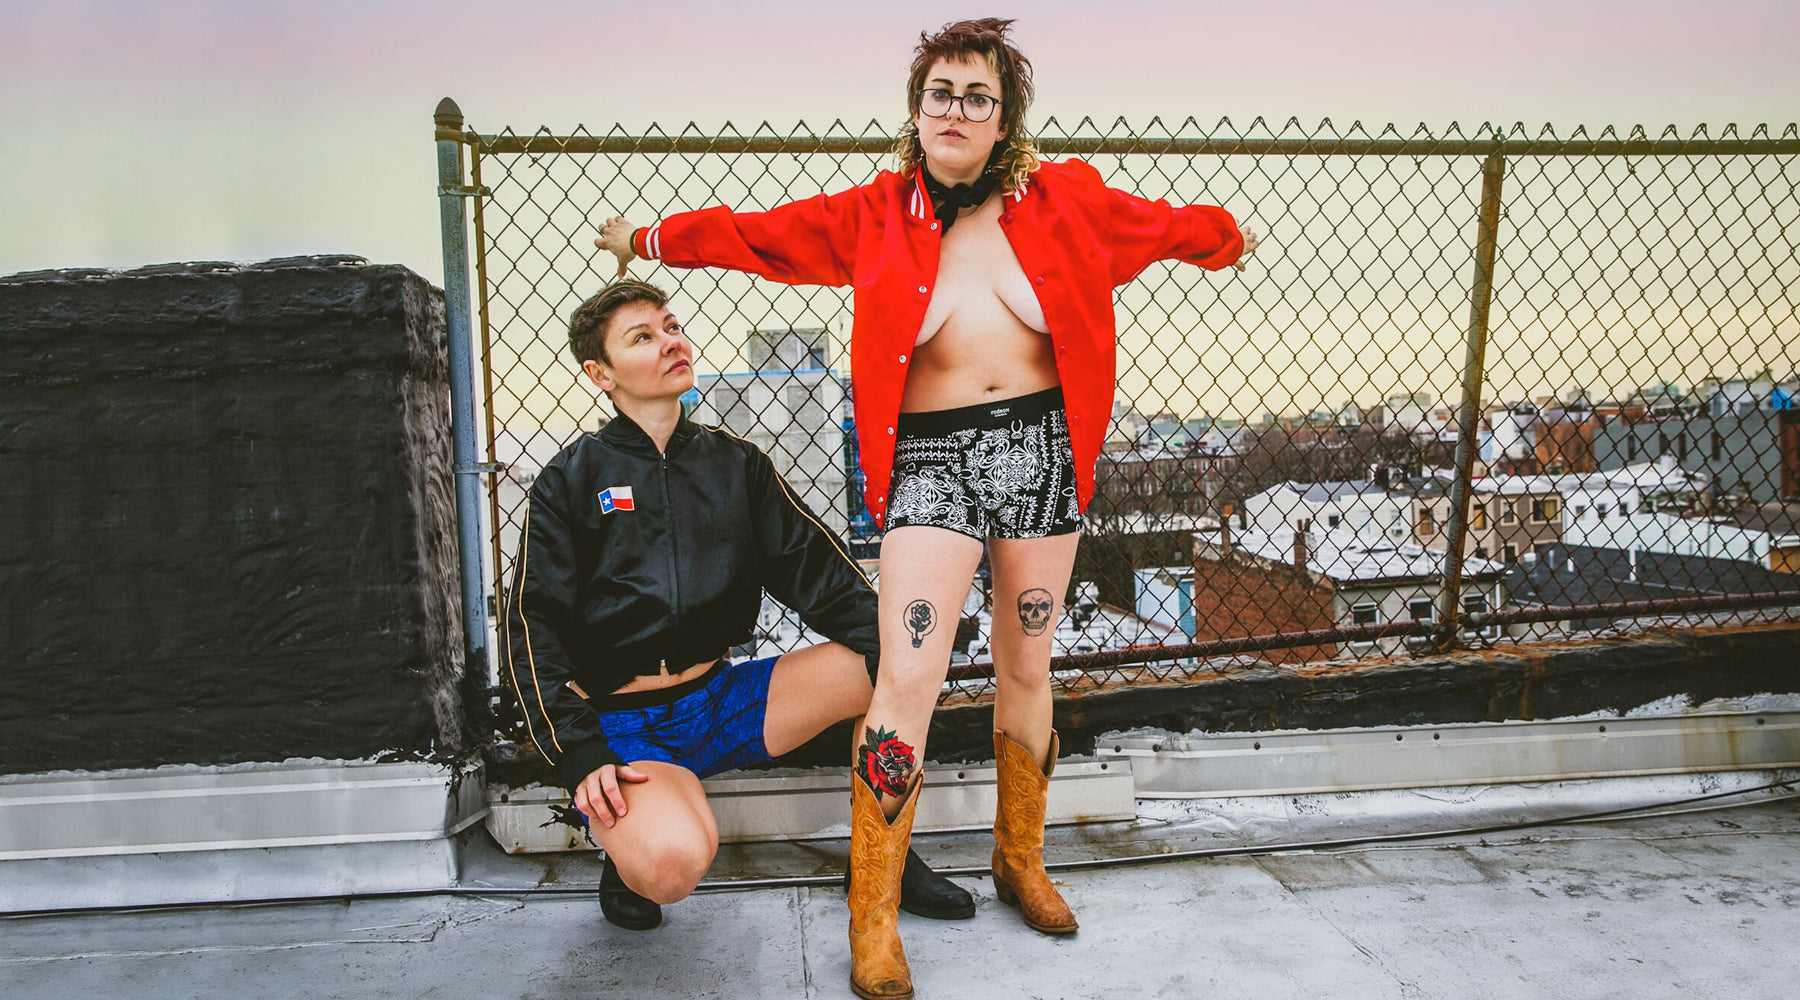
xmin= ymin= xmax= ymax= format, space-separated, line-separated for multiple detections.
xmin=858 ymin=724 xmax=917 ymax=798
xmin=904 ymin=599 xmax=936 ymax=648
xmin=1017 ymin=588 xmax=1055 ymax=636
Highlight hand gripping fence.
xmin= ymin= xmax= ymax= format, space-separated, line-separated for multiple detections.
xmin=430 ymin=100 xmax=1800 ymax=742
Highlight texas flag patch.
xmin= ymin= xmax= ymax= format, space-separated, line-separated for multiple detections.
xmin=597 ymin=486 xmax=635 ymax=514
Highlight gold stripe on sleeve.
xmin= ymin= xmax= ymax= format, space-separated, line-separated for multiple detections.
xmin=503 ymin=506 xmax=565 ymax=760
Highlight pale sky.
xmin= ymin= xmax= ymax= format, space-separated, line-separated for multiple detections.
xmin=3 ymin=0 xmax=1796 ymax=424
xmin=4 ymin=0 xmax=1796 ymax=278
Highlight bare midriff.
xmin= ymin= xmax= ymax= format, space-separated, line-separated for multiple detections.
xmin=565 ymin=657 xmax=719 ymax=700
xmin=901 ymin=196 xmax=1060 ymax=413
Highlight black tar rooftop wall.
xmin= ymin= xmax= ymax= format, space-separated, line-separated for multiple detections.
xmin=0 ymin=258 xmax=471 ymax=774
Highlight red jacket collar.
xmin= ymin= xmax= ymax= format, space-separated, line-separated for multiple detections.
xmin=909 ymin=168 xmax=1032 ymax=221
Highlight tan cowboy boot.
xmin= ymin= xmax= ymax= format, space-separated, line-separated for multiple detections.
xmin=991 ymin=729 xmax=1078 ymax=934
xmin=848 ymin=774 xmax=922 ymax=1000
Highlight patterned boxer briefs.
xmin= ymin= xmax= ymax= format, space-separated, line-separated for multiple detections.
xmin=587 ymin=655 xmax=780 ymax=781
xmin=884 ymin=386 xmax=1082 ymax=541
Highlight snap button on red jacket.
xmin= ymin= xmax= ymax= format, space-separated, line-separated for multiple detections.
xmin=634 ymin=159 xmax=1243 ymax=528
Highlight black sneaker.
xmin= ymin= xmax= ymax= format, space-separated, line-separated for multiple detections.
xmin=600 ymin=855 xmax=663 ymax=930
xmin=847 ymin=847 xmax=976 ymax=920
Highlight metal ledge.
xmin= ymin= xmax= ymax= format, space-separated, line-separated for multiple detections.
xmin=486 ymin=759 xmax=1136 ymax=854
xmin=0 ymin=759 xmax=486 ymax=912
xmin=1103 ymin=711 xmax=1800 ymax=798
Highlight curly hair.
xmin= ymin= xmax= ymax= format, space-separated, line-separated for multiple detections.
xmin=892 ymin=18 xmax=1041 ymax=194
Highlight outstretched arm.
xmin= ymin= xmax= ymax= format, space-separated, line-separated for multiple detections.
xmin=592 ymin=185 xmax=869 ymax=287
xmin=1065 ymin=159 xmax=1259 ymax=284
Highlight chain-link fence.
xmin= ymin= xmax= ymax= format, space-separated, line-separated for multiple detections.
xmin=438 ymin=110 xmax=1800 ymax=727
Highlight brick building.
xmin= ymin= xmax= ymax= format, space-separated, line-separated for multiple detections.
xmin=1190 ymin=523 xmax=1509 ymax=663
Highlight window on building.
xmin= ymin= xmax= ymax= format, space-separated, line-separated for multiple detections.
xmin=1618 ymin=502 xmax=1630 ymax=517
xmin=1417 ymin=506 xmax=1436 ymax=536
xmin=1658 ymin=431 xmax=1670 ymax=454
xmin=1627 ymin=436 xmax=1639 ymax=460
xmin=1574 ymin=504 xmax=1587 ymax=521
xmin=1530 ymin=498 xmax=1560 ymax=523
xmin=1677 ymin=433 xmax=1688 ymax=461
xmin=782 ymin=383 xmax=809 ymax=412
xmin=1351 ymin=603 xmax=1380 ymax=626
xmin=1409 ymin=598 xmax=1435 ymax=622
xmin=1711 ymin=432 xmax=1724 ymax=460
xmin=1502 ymin=501 xmax=1517 ymax=524
xmin=1474 ymin=546 xmax=1489 ymax=559
xmin=1327 ymin=515 xmax=1341 ymax=528
xmin=1471 ymin=503 xmax=1488 ymax=530
xmin=1503 ymin=544 xmax=1518 ymax=562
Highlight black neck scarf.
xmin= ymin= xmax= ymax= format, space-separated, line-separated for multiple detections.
xmin=922 ymin=159 xmax=1002 ymax=236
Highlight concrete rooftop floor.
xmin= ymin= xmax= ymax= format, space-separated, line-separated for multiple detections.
xmin=4 ymin=794 xmax=1797 ymax=1000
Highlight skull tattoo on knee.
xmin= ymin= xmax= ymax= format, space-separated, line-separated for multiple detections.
xmin=1017 ymin=588 xmax=1055 ymax=636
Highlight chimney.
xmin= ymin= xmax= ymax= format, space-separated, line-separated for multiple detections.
xmin=1293 ymin=518 xmax=1311 ymax=571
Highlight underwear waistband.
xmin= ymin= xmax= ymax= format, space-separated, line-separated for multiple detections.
xmin=591 ymin=658 xmax=726 ymax=711
xmin=896 ymin=385 xmax=1065 ymax=437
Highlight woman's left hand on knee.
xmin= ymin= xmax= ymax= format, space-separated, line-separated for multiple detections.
xmin=575 ymin=763 xmax=650 ymax=829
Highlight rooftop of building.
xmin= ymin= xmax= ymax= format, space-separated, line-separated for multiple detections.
xmin=1506 ymin=540 xmax=1800 ymax=610
xmin=1267 ymin=479 xmax=1393 ymax=503
xmin=1720 ymin=501 xmax=1800 ymax=543
xmin=1213 ymin=526 xmax=1506 ymax=584
xmin=8 ymin=779 xmax=1794 ymax=1000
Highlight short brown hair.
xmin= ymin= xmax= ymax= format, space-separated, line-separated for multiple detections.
xmin=893 ymin=18 xmax=1040 ymax=193
xmin=567 ymin=279 xmax=668 ymax=365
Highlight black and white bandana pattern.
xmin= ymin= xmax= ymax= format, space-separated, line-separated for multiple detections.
xmin=886 ymin=407 xmax=1080 ymax=540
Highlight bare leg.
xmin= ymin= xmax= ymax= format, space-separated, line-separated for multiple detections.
xmin=588 ymin=761 xmax=719 ymax=905
xmin=762 ymin=641 xmax=875 ymax=757
xmin=987 ymin=531 xmax=1082 ymax=766
xmin=859 ymin=525 xmax=985 ymax=817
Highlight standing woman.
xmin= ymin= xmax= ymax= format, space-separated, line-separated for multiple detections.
xmin=598 ymin=19 xmax=1256 ymax=998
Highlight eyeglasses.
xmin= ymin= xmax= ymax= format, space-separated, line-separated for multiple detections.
xmin=918 ymin=88 xmax=1001 ymax=123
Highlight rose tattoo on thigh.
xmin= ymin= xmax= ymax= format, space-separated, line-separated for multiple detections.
xmin=1017 ymin=588 xmax=1055 ymax=636
xmin=904 ymin=599 xmax=936 ymax=648
xmin=858 ymin=725 xmax=917 ymax=798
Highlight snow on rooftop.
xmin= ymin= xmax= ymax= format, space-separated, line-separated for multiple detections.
xmin=1223 ymin=526 xmax=1505 ymax=583
xmin=1281 ymin=479 xmax=1389 ymax=503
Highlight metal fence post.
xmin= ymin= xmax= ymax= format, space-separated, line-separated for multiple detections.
xmin=434 ymin=97 xmax=491 ymax=693
xmin=1436 ymin=146 xmax=1507 ymax=647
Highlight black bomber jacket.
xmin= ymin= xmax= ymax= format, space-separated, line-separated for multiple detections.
xmin=503 ymin=412 xmax=879 ymax=789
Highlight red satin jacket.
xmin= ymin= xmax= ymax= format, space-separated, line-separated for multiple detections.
xmin=633 ymin=158 xmax=1243 ymax=528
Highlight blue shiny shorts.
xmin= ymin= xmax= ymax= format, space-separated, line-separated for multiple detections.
xmin=590 ymin=655 xmax=780 ymax=779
